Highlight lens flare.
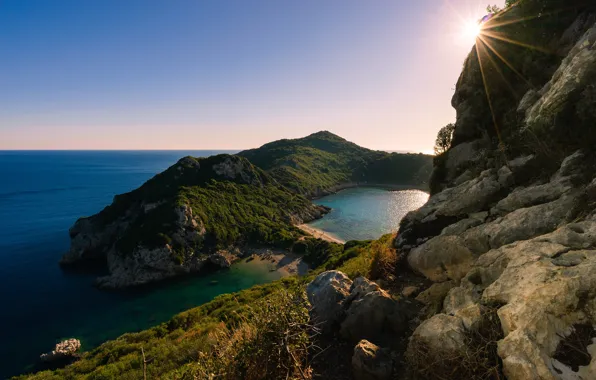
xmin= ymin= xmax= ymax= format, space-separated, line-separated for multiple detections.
xmin=464 ymin=20 xmax=481 ymax=40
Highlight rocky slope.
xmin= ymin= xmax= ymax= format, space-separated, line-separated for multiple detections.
xmin=393 ymin=2 xmax=596 ymax=379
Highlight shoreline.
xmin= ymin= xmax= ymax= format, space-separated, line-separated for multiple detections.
xmin=298 ymin=224 xmax=346 ymax=244
xmin=241 ymin=248 xmax=310 ymax=276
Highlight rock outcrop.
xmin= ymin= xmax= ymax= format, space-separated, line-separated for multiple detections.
xmin=307 ymin=272 xmax=416 ymax=344
xmin=400 ymin=6 xmax=596 ymax=379
xmin=40 ymin=339 xmax=81 ymax=363
xmin=306 ymin=270 xmax=353 ymax=330
xmin=352 ymin=340 xmax=393 ymax=380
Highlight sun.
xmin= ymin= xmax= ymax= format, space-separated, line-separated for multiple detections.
xmin=463 ymin=20 xmax=482 ymax=41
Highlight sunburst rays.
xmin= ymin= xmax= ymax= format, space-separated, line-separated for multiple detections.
xmin=459 ymin=1 xmax=566 ymax=157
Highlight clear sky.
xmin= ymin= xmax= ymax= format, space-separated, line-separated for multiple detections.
xmin=0 ymin=0 xmax=503 ymax=152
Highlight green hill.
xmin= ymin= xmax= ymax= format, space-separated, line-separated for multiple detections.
xmin=238 ymin=131 xmax=432 ymax=196
xmin=59 ymin=132 xmax=431 ymax=289
xmin=60 ymin=154 xmax=326 ymax=288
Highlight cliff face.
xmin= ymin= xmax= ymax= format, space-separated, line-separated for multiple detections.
xmin=397 ymin=3 xmax=596 ymax=379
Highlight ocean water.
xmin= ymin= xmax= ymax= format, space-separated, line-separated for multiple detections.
xmin=308 ymin=187 xmax=429 ymax=241
xmin=0 ymin=151 xmax=286 ymax=378
xmin=0 ymin=152 xmax=429 ymax=378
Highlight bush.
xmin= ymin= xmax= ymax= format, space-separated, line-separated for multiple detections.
xmin=369 ymin=234 xmax=400 ymax=281
xmin=434 ymin=123 xmax=455 ymax=155
xmin=191 ymin=289 xmax=316 ymax=380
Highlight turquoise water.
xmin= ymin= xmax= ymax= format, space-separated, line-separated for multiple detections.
xmin=308 ymin=187 xmax=429 ymax=241
xmin=0 ymin=151 xmax=284 ymax=378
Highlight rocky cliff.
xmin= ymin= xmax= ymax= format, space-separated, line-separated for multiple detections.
xmin=394 ymin=2 xmax=596 ymax=379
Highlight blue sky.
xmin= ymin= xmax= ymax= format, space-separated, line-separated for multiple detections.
xmin=0 ymin=0 xmax=501 ymax=151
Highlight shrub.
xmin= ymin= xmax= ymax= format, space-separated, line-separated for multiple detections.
xmin=369 ymin=234 xmax=399 ymax=281
xmin=433 ymin=123 xmax=455 ymax=155
xmin=191 ymin=289 xmax=316 ymax=380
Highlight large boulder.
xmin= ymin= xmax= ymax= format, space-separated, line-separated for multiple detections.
xmin=408 ymin=314 xmax=467 ymax=354
xmin=352 ymin=340 xmax=393 ymax=380
xmin=340 ymin=278 xmax=411 ymax=342
xmin=408 ymin=235 xmax=475 ymax=282
xmin=40 ymin=339 xmax=81 ymax=363
xmin=306 ymin=271 xmax=353 ymax=330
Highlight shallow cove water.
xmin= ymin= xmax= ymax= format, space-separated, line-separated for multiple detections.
xmin=308 ymin=187 xmax=429 ymax=241
xmin=0 ymin=151 xmax=285 ymax=378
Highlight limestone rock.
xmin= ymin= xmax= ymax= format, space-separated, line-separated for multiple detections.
xmin=462 ymin=194 xmax=577 ymax=255
xmin=352 ymin=340 xmax=393 ymax=380
xmin=416 ymin=280 xmax=457 ymax=317
xmin=491 ymin=180 xmax=572 ymax=216
xmin=408 ymin=235 xmax=474 ymax=282
xmin=340 ymin=282 xmax=407 ymax=342
xmin=209 ymin=250 xmax=237 ymax=267
xmin=524 ymin=22 xmax=596 ymax=133
xmin=40 ymin=339 xmax=81 ymax=362
xmin=306 ymin=271 xmax=353 ymax=329
xmin=409 ymin=314 xmax=467 ymax=354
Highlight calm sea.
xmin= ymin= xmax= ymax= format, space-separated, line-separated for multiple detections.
xmin=0 ymin=151 xmax=428 ymax=378
xmin=308 ymin=187 xmax=429 ymax=241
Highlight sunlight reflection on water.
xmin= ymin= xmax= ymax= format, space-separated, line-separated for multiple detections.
xmin=308 ymin=188 xmax=429 ymax=241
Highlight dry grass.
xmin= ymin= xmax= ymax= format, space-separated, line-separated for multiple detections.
xmin=369 ymin=233 xmax=400 ymax=282
xmin=191 ymin=289 xmax=319 ymax=380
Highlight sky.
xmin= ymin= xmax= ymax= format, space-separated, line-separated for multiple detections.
xmin=0 ymin=0 xmax=504 ymax=152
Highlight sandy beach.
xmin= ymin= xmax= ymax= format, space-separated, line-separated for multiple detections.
xmin=242 ymin=248 xmax=310 ymax=276
xmin=298 ymin=224 xmax=346 ymax=244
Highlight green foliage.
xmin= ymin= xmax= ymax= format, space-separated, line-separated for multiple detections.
xmin=18 ymin=235 xmax=391 ymax=379
xmin=87 ymin=154 xmax=318 ymax=260
xmin=433 ymin=123 xmax=455 ymax=155
xmin=190 ymin=289 xmax=313 ymax=380
xmin=239 ymin=131 xmax=433 ymax=195
xmin=178 ymin=181 xmax=311 ymax=250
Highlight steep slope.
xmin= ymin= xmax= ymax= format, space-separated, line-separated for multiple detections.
xmin=238 ymin=131 xmax=432 ymax=197
xmin=61 ymin=154 xmax=326 ymax=289
xmin=395 ymin=2 xmax=596 ymax=379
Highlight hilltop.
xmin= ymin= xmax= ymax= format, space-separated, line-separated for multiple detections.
xmin=239 ymin=131 xmax=432 ymax=197
xmin=60 ymin=133 xmax=432 ymax=289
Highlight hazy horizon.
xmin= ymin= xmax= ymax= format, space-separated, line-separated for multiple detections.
xmin=1 ymin=0 xmax=504 ymax=153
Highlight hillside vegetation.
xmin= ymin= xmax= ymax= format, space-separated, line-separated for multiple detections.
xmin=239 ymin=131 xmax=432 ymax=196
xmin=61 ymin=132 xmax=431 ymax=289
xmin=17 ymin=237 xmax=392 ymax=380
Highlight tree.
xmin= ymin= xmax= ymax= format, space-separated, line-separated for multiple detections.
xmin=486 ymin=5 xmax=501 ymax=14
xmin=434 ymin=123 xmax=455 ymax=155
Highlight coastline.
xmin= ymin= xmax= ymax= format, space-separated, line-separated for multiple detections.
xmin=241 ymin=248 xmax=310 ymax=276
xmin=298 ymin=224 xmax=346 ymax=244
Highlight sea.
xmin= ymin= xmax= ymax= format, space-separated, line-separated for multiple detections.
xmin=0 ymin=151 xmax=428 ymax=378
